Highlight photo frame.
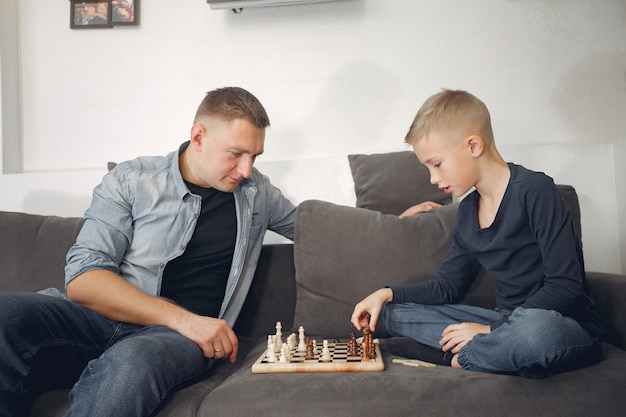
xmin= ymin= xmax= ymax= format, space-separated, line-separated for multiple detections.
xmin=70 ymin=1 xmax=139 ymax=29
xmin=111 ymin=0 xmax=139 ymax=26
xmin=70 ymin=1 xmax=113 ymax=29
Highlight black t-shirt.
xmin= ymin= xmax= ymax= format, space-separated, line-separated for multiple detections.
xmin=160 ymin=182 xmax=237 ymax=317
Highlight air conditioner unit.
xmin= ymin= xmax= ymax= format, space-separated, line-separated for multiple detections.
xmin=207 ymin=0 xmax=345 ymax=11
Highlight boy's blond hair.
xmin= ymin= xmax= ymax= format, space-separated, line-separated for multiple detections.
xmin=405 ymin=89 xmax=494 ymax=146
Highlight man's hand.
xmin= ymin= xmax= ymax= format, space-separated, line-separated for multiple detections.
xmin=440 ymin=322 xmax=490 ymax=354
xmin=170 ymin=311 xmax=239 ymax=363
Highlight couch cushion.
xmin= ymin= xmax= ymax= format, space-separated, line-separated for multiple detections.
xmin=348 ymin=151 xmax=452 ymax=216
xmin=293 ymin=200 xmax=458 ymax=338
xmin=0 ymin=211 xmax=84 ymax=293
xmin=198 ymin=339 xmax=626 ymax=417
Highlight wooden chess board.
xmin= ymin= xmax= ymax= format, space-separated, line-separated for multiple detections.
xmin=251 ymin=340 xmax=384 ymax=374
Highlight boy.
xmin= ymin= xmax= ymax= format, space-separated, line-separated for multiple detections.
xmin=351 ymin=89 xmax=604 ymax=377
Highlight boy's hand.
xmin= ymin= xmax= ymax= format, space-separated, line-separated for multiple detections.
xmin=398 ymin=201 xmax=442 ymax=218
xmin=350 ymin=288 xmax=393 ymax=332
xmin=440 ymin=322 xmax=490 ymax=354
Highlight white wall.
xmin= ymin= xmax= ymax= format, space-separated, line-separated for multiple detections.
xmin=1 ymin=0 xmax=625 ymax=274
xmin=615 ymin=138 xmax=626 ymax=273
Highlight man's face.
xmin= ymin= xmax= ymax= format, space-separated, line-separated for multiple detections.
xmin=186 ymin=117 xmax=265 ymax=192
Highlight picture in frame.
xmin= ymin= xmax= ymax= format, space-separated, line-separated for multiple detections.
xmin=70 ymin=1 xmax=113 ymax=29
xmin=111 ymin=0 xmax=139 ymax=26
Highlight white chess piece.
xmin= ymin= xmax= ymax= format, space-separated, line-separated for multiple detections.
xmin=279 ymin=345 xmax=288 ymax=363
xmin=267 ymin=342 xmax=277 ymax=363
xmin=275 ymin=321 xmax=283 ymax=346
xmin=282 ymin=343 xmax=292 ymax=361
xmin=321 ymin=340 xmax=331 ymax=362
xmin=287 ymin=333 xmax=296 ymax=350
xmin=297 ymin=326 xmax=306 ymax=351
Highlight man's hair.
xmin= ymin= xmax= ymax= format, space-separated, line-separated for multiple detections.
xmin=405 ymin=89 xmax=493 ymax=146
xmin=194 ymin=87 xmax=270 ymax=129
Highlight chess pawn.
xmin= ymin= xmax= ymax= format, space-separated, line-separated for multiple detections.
xmin=321 ymin=340 xmax=331 ymax=362
xmin=282 ymin=343 xmax=292 ymax=361
xmin=288 ymin=333 xmax=297 ymax=350
xmin=279 ymin=345 xmax=288 ymax=363
xmin=347 ymin=338 xmax=358 ymax=357
xmin=369 ymin=337 xmax=377 ymax=359
xmin=267 ymin=334 xmax=273 ymax=350
xmin=361 ymin=339 xmax=369 ymax=361
xmin=305 ymin=339 xmax=315 ymax=360
xmin=267 ymin=342 xmax=277 ymax=363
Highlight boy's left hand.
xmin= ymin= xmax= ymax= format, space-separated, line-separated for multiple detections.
xmin=398 ymin=201 xmax=442 ymax=218
xmin=439 ymin=322 xmax=490 ymax=354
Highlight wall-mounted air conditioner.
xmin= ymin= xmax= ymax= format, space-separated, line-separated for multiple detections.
xmin=207 ymin=0 xmax=346 ymax=12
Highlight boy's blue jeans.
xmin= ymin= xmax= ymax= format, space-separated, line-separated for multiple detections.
xmin=0 ymin=292 xmax=212 ymax=417
xmin=382 ymin=302 xmax=602 ymax=376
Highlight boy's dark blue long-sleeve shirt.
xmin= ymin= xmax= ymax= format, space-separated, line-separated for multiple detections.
xmin=391 ymin=163 xmax=604 ymax=338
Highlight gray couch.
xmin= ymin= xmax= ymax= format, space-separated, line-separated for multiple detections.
xmin=2 ymin=152 xmax=626 ymax=417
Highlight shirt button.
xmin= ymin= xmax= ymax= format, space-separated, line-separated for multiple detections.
xmin=193 ymin=213 xmax=199 ymax=219
xmin=179 ymin=245 xmax=186 ymax=251
xmin=158 ymin=262 xmax=165 ymax=268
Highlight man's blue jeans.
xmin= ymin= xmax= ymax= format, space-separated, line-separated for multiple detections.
xmin=0 ymin=292 xmax=212 ymax=417
xmin=382 ymin=302 xmax=601 ymax=376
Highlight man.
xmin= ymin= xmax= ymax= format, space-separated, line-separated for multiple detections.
xmin=0 ymin=87 xmax=296 ymax=416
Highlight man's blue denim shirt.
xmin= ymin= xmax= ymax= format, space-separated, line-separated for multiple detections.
xmin=65 ymin=142 xmax=296 ymax=327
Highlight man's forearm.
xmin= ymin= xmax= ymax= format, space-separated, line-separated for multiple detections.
xmin=66 ymin=269 xmax=239 ymax=361
xmin=66 ymin=269 xmax=187 ymax=329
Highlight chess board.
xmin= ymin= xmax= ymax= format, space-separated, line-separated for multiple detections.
xmin=251 ymin=340 xmax=384 ymax=374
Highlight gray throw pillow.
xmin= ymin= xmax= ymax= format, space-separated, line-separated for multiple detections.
xmin=293 ymin=199 xmax=459 ymax=338
xmin=348 ymin=151 xmax=452 ymax=216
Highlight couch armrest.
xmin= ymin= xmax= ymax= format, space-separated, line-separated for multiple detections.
xmin=587 ymin=271 xmax=626 ymax=350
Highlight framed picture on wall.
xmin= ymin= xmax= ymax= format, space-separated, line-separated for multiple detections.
xmin=70 ymin=1 xmax=113 ymax=29
xmin=111 ymin=0 xmax=139 ymax=26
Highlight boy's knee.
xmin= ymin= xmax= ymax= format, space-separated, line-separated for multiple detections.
xmin=510 ymin=308 xmax=564 ymax=332
xmin=381 ymin=303 xmax=403 ymax=332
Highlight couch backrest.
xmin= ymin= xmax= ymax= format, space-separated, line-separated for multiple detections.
xmin=292 ymin=185 xmax=587 ymax=339
xmin=0 ymin=211 xmax=83 ymax=292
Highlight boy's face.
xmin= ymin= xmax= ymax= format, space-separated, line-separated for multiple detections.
xmin=186 ymin=117 xmax=265 ymax=192
xmin=413 ymin=130 xmax=477 ymax=198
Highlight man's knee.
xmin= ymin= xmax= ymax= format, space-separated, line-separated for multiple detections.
xmin=101 ymin=328 xmax=206 ymax=382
